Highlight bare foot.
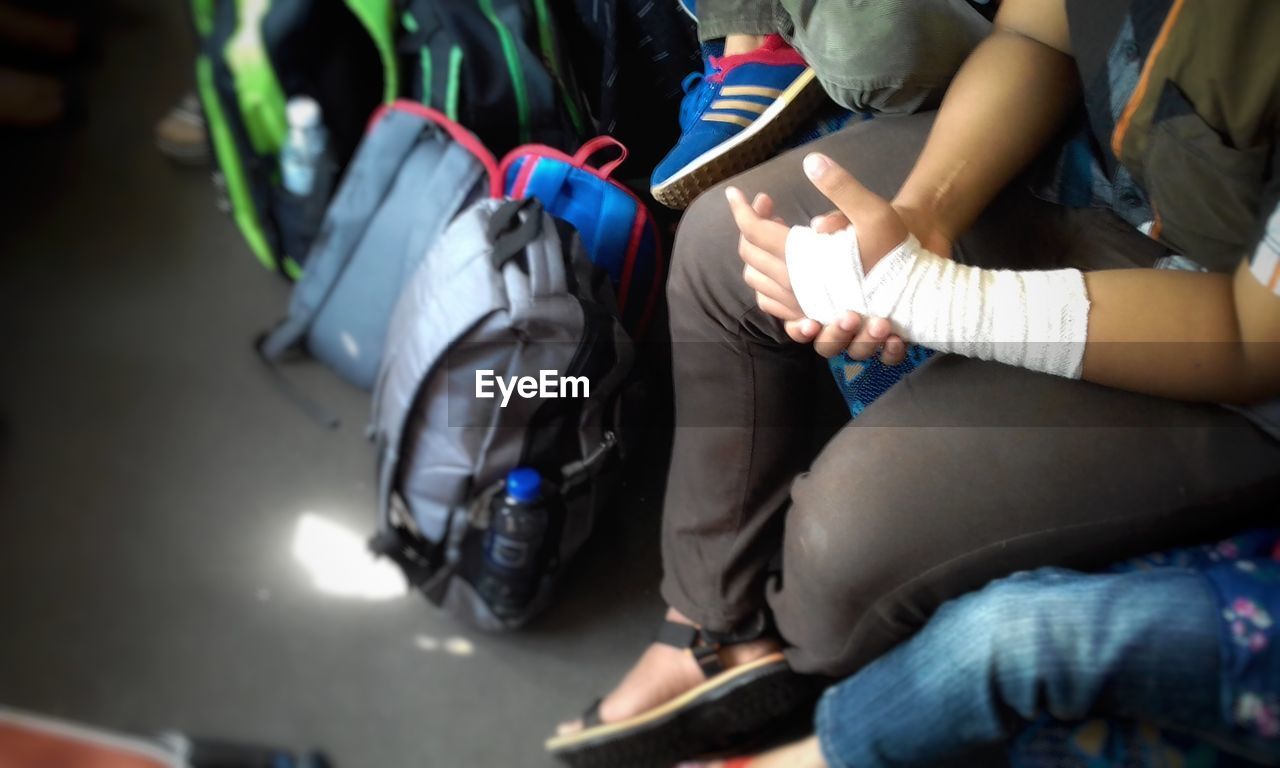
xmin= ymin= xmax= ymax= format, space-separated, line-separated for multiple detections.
xmin=555 ymin=606 xmax=782 ymax=737
xmin=677 ymin=736 xmax=826 ymax=768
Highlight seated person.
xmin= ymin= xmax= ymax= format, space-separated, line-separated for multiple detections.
xmin=686 ymin=530 xmax=1280 ymax=767
xmin=547 ymin=0 xmax=1280 ymax=765
xmin=650 ymin=0 xmax=991 ymax=207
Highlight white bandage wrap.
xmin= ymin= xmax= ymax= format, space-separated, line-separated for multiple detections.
xmin=785 ymin=226 xmax=1091 ymax=379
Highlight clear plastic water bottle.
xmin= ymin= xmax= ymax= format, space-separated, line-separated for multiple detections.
xmin=280 ymin=96 xmax=327 ymax=196
xmin=477 ymin=468 xmax=553 ymax=617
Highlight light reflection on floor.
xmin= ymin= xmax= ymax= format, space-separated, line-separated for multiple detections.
xmin=414 ymin=635 xmax=475 ymax=657
xmin=291 ymin=512 xmax=408 ymax=600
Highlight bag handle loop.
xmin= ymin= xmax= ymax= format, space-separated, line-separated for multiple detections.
xmin=572 ymin=136 xmax=628 ymax=178
xmin=369 ymin=100 xmax=504 ymax=198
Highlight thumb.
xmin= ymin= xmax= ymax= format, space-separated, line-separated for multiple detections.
xmin=803 ymin=153 xmax=907 ymax=258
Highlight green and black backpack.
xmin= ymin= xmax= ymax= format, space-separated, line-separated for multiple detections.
xmin=192 ymin=0 xmax=398 ymax=279
xmin=396 ymin=0 xmax=590 ymax=155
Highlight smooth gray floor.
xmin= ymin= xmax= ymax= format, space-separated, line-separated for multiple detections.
xmin=0 ymin=2 xmax=668 ymax=765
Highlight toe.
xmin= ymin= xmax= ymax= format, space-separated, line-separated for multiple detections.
xmin=555 ymin=719 xmax=584 ymax=737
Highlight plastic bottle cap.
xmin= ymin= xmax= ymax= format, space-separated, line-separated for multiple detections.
xmin=505 ymin=468 xmax=541 ymax=503
xmin=286 ymin=96 xmax=321 ymax=130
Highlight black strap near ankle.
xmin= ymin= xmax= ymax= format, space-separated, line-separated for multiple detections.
xmin=654 ymin=613 xmax=772 ymax=679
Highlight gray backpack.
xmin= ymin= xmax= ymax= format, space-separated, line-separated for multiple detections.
xmin=258 ymin=102 xmax=499 ymax=393
xmin=369 ymin=196 xmax=633 ymax=630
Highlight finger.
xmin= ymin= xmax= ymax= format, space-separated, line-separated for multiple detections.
xmin=757 ymin=293 xmax=804 ymax=322
xmin=752 ymin=192 xmax=775 ymax=221
xmin=813 ymin=313 xmax=860 ymax=359
xmin=846 ymin=316 xmax=892 ymax=360
xmin=757 ymin=194 xmax=791 ymax=233
xmin=737 ymin=231 xmax=792 ymax=289
xmin=802 ymin=154 xmax=906 ymax=255
xmin=742 ymin=264 xmax=801 ymax=312
xmin=727 ymin=186 xmax=789 ymax=257
xmin=879 ymin=335 xmax=907 ymax=366
xmin=810 ymin=211 xmax=851 ymax=234
xmin=785 ymin=318 xmax=821 ymax=344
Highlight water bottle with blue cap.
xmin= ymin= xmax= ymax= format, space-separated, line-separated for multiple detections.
xmin=477 ymin=467 xmax=555 ymax=617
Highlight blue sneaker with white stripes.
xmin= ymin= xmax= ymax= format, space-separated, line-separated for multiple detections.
xmin=649 ymin=35 xmax=826 ymax=209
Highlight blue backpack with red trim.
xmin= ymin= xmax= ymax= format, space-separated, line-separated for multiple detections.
xmin=500 ymin=136 xmax=664 ymax=338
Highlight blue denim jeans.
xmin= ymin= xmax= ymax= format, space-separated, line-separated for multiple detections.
xmin=815 ymin=567 xmax=1280 ymax=767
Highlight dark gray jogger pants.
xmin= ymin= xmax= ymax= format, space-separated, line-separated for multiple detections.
xmin=659 ymin=112 xmax=1280 ymax=677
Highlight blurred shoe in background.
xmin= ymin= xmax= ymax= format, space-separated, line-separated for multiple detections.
xmin=155 ymin=92 xmax=209 ymax=165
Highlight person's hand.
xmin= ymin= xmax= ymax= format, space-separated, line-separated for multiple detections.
xmin=727 ymin=186 xmax=909 ymax=363
xmin=728 ymin=152 xmax=954 ymax=363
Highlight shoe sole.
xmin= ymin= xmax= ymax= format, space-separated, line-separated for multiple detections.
xmin=651 ymin=68 xmax=825 ymax=210
xmin=545 ymin=653 xmax=819 ymax=768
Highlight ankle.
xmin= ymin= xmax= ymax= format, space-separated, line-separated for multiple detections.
xmin=664 ymin=606 xmax=781 ymax=669
xmin=723 ymin=33 xmax=767 ymax=56
xmin=716 ymin=635 xmax=781 ymax=668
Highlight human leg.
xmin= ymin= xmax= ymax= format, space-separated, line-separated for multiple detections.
xmin=769 ymin=345 xmax=1280 ymax=677
xmin=688 ymin=568 xmax=1229 ymax=768
xmin=660 ymin=114 xmax=938 ymax=630
xmin=693 ymin=0 xmax=782 ymax=43
xmin=781 ymin=0 xmax=991 ymax=114
xmin=549 ymin=115 xmax=937 ymax=763
xmin=813 ymin=567 xmax=1234 ymax=767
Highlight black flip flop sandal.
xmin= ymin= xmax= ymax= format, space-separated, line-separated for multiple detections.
xmin=545 ymin=619 xmax=820 ymax=768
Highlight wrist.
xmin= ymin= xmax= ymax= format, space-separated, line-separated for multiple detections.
xmin=890 ymin=198 xmax=957 ymax=258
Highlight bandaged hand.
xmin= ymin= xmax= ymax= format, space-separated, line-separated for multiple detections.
xmin=786 ymin=226 xmax=1090 ymax=378
xmin=728 ymin=188 xmax=908 ymax=364
xmin=729 ymin=152 xmax=1091 ymax=379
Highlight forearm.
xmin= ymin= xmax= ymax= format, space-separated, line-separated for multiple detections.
xmin=1082 ymin=266 xmax=1280 ymax=404
xmin=787 ymin=231 xmax=1280 ymax=403
xmin=892 ymin=25 xmax=1079 ymax=241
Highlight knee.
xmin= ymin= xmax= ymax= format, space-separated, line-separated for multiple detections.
xmin=778 ymin=445 xmax=932 ymax=671
xmin=780 ymin=443 xmax=1068 ymax=672
xmin=793 ymin=1 xmax=987 ymax=114
xmin=929 ymin=570 xmax=1097 ymax=719
xmin=785 ymin=443 xmax=924 ymax=603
